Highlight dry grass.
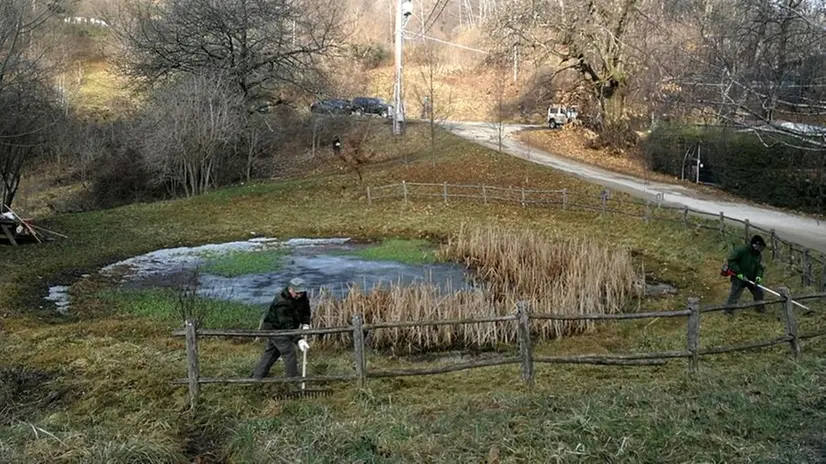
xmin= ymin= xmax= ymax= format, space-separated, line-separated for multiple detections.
xmin=517 ymin=127 xmax=664 ymax=180
xmin=310 ymin=224 xmax=642 ymax=352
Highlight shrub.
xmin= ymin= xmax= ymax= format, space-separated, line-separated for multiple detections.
xmin=643 ymin=123 xmax=826 ymax=214
xmin=89 ymin=146 xmax=156 ymax=208
xmin=348 ymin=43 xmax=390 ymax=69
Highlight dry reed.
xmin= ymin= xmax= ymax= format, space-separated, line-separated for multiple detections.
xmin=441 ymin=224 xmax=642 ymax=340
xmin=310 ymin=225 xmax=641 ymax=352
xmin=311 ymin=283 xmax=511 ymax=352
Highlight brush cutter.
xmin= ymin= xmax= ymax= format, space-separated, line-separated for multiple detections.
xmin=274 ymin=346 xmax=332 ymax=400
xmin=720 ymin=264 xmax=811 ymax=312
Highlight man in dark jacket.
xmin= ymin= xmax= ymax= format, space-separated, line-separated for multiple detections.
xmin=725 ymin=235 xmax=766 ymax=314
xmin=252 ymin=277 xmax=312 ymax=379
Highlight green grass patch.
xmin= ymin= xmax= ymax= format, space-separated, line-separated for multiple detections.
xmin=344 ymin=239 xmax=437 ymax=265
xmin=97 ymin=288 xmax=262 ymax=329
xmin=201 ymin=248 xmax=288 ymax=277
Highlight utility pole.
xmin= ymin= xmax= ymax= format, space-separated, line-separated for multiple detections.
xmin=393 ymin=0 xmax=413 ymax=136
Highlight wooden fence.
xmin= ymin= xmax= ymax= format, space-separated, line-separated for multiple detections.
xmin=367 ymin=181 xmax=826 ymax=290
xmin=173 ymin=290 xmax=826 ymax=409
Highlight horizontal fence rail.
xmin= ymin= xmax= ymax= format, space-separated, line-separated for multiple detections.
xmin=173 ymin=291 xmax=826 ymax=409
xmin=367 ymin=181 xmax=826 ymax=289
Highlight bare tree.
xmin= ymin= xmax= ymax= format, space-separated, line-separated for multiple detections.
xmin=113 ymin=0 xmax=343 ymax=109
xmin=241 ymin=119 xmax=264 ymax=183
xmin=675 ymin=0 xmax=826 ymax=150
xmin=0 ymin=0 xmax=64 ymax=209
xmin=139 ymin=74 xmax=246 ymax=197
xmin=486 ymin=52 xmax=509 ymax=152
xmin=492 ymin=0 xmax=652 ymax=145
xmin=413 ymin=42 xmax=454 ymax=166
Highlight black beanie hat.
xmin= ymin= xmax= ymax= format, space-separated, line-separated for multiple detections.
xmin=751 ymin=235 xmax=766 ymax=247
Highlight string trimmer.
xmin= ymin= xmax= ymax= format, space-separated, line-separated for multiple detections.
xmin=720 ymin=264 xmax=811 ymax=312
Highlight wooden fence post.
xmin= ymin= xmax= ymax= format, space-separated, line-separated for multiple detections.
xmin=443 ymin=182 xmax=448 ymax=205
xmin=402 ymin=181 xmax=408 ymax=205
xmin=657 ymin=193 xmax=663 ymax=209
xmin=683 ymin=206 xmax=689 ymax=226
xmin=770 ymin=229 xmax=778 ymax=261
xmin=802 ymin=249 xmax=812 ymax=287
xmin=687 ymin=298 xmax=700 ymax=373
xmin=744 ymin=219 xmax=750 ymax=244
xmin=719 ymin=212 xmax=725 ymax=235
xmin=185 ymin=320 xmax=200 ymax=410
xmin=789 ymin=243 xmax=795 ymax=267
xmin=644 ymin=201 xmax=651 ymax=224
xmin=600 ymin=189 xmax=608 ymax=214
xmin=367 ymin=187 xmax=372 ymax=206
xmin=352 ymin=314 xmax=366 ymax=389
xmin=516 ymin=302 xmax=534 ymax=386
xmin=482 ymin=185 xmax=488 ymax=205
xmin=562 ymin=189 xmax=568 ymax=211
xmin=820 ymin=261 xmax=826 ymax=292
xmin=779 ymin=288 xmax=800 ymax=361
xmin=521 ymin=187 xmax=526 ymax=207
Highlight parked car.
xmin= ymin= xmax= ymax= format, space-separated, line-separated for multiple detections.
xmin=547 ymin=105 xmax=578 ymax=129
xmin=351 ymin=97 xmax=393 ymax=118
xmin=310 ymin=98 xmax=352 ymax=115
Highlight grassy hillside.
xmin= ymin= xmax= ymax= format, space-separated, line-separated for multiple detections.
xmin=2 ymin=126 xmax=825 ymax=462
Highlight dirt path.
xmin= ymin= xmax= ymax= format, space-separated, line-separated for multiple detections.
xmin=444 ymin=121 xmax=826 ymax=253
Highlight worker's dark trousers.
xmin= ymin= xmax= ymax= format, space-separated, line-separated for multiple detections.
xmin=252 ymin=336 xmax=298 ymax=379
xmin=725 ymin=277 xmax=765 ymax=313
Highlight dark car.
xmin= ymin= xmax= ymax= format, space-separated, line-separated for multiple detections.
xmin=351 ymin=97 xmax=393 ymax=118
xmin=310 ymin=99 xmax=352 ymax=115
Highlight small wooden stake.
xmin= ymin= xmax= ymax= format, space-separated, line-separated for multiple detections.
xmin=352 ymin=314 xmax=366 ymax=389
xmin=521 ymin=187 xmax=526 ymax=207
xmin=367 ymin=187 xmax=372 ymax=205
xmin=789 ymin=243 xmax=795 ymax=267
xmin=779 ymin=288 xmax=800 ymax=361
xmin=802 ymin=249 xmax=812 ymax=287
xmin=644 ymin=201 xmax=651 ymax=224
xmin=562 ymin=189 xmax=567 ymax=211
xmin=770 ymin=229 xmax=778 ymax=260
xmin=687 ymin=298 xmax=700 ymax=373
xmin=443 ymin=182 xmax=448 ymax=204
xmin=185 ymin=320 xmax=201 ymax=410
xmin=482 ymin=185 xmax=488 ymax=205
xmin=516 ymin=302 xmax=534 ymax=385
xmin=744 ymin=219 xmax=751 ymax=244
xmin=820 ymin=260 xmax=826 ymax=292
xmin=402 ymin=181 xmax=408 ymax=205
xmin=683 ymin=206 xmax=689 ymax=226
xmin=719 ymin=211 xmax=725 ymax=235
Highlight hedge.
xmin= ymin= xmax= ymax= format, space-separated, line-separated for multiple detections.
xmin=643 ymin=124 xmax=825 ymax=214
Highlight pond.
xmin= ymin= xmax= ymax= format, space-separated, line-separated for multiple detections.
xmin=96 ymin=237 xmax=472 ymax=307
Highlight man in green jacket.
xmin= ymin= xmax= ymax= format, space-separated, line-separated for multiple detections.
xmin=725 ymin=235 xmax=766 ymax=314
xmin=252 ymin=277 xmax=312 ymax=380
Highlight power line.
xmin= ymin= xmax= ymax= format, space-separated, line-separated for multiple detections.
xmin=404 ymin=31 xmax=488 ymax=54
xmin=419 ymin=0 xmax=450 ymax=35
xmin=678 ymin=81 xmax=826 ymax=89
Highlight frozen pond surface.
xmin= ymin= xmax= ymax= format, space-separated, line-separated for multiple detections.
xmin=100 ymin=237 xmax=472 ymax=306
